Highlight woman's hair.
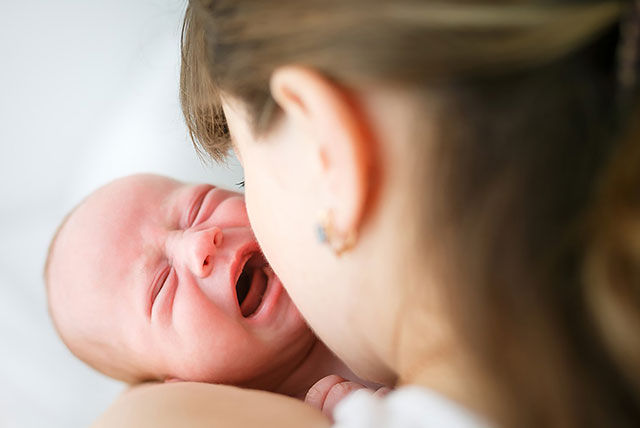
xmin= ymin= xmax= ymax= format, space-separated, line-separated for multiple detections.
xmin=180 ymin=1 xmax=640 ymax=426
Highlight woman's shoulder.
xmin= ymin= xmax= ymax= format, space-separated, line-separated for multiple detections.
xmin=92 ymin=381 xmax=330 ymax=428
xmin=333 ymin=386 xmax=492 ymax=428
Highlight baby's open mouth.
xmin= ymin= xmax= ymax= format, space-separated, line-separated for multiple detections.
xmin=235 ymin=252 xmax=270 ymax=317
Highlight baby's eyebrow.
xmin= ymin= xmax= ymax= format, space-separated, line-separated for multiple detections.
xmin=161 ymin=185 xmax=188 ymax=229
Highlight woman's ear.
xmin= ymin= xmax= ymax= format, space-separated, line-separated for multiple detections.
xmin=269 ymin=66 xmax=373 ymax=242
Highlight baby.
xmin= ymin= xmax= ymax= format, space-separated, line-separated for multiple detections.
xmin=45 ymin=174 xmax=383 ymax=413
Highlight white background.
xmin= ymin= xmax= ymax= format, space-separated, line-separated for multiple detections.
xmin=0 ymin=1 xmax=243 ymax=427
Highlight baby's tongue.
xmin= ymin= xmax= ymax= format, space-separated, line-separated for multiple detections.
xmin=240 ymin=268 xmax=268 ymax=317
xmin=235 ymin=255 xmax=271 ymax=317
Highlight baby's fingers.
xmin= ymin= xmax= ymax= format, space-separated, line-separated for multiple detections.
xmin=373 ymin=386 xmax=392 ymax=398
xmin=305 ymin=375 xmax=366 ymax=421
xmin=305 ymin=374 xmax=345 ymax=411
xmin=323 ymin=380 xmax=366 ymax=418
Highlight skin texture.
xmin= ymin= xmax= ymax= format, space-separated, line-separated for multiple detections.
xmin=225 ymin=68 xmax=412 ymax=386
xmin=93 ymin=382 xmax=329 ymax=428
xmin=48 ymin=174 xmax=317 ymax=388
xmin=305 ymin=375 xmax=391 ymax=418
xmin=94 ymin=68 xmax=477 ymax=426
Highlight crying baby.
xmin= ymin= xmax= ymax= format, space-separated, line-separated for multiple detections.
xmin=44 ymin=174 xmax=382 ymax=408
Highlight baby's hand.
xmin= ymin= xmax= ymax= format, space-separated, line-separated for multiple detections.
xmin=304 ymin=374 xmax=391 ymax=421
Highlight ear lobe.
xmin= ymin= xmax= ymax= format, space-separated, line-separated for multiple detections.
xmin=270 ymin=66 xmax=372 ymax=241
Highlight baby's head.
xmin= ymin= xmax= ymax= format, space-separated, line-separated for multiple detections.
xmin=45 ymin=174 xmax=315 ymax=385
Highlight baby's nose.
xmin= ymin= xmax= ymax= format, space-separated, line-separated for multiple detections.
xmin=180 ymin=227 xmax=223 ymax=278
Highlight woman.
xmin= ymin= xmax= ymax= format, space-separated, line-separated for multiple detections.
xmin=95 ymin=1 xmax=640 ymax=427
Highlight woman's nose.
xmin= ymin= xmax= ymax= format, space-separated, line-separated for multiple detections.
xmin=174 ymin=227 xmax=223 ymax=278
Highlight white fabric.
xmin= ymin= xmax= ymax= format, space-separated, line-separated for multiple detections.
xmin=333 ymin=386 xmax=492 ymax=428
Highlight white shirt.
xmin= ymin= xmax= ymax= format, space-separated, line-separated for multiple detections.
xmin=333 ymin=386 xmax=491 ymax=428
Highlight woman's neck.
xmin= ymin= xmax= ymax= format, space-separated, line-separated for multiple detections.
xmin=394 ymin=316 xmax=502 ymax=426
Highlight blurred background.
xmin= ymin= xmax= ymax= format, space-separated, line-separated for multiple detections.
xmin=0 ymin=1 xmax=243 ymax=427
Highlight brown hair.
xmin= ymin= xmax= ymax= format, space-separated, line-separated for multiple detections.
xmin=180 ymin=1 xmax=640 ymax=426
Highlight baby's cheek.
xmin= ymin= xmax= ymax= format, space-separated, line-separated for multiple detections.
xmin=168 ymin=288 xmax=252 ymax=382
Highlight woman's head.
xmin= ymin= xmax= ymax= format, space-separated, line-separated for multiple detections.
xmin=181 ymin=1 xmax=640 ymax=426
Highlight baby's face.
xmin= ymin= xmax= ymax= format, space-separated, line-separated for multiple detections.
xmin=48 ymin=174 xmax=314 ymax=385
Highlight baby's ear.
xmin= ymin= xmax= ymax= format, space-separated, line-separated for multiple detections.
xmin=164 ymin=377 xmax=183 ymax=383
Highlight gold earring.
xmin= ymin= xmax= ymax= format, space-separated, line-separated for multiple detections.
xmin=316 ymin=210 xmax=357 ymax=256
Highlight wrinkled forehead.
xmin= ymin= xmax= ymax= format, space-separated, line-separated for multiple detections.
xmin=48 ymin=175 xmax=183 ymax=330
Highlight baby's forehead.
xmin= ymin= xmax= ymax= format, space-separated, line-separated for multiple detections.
xmin=70 ymin=175 xmax=182 ymax=228
xmin=89 ymin=174 xmax=182 ymax=208
xmin=52 ymin=175 xmax=183 ymax=282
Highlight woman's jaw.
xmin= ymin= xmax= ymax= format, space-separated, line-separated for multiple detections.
xmin=219 ymin=83 xmax=428 ymax=387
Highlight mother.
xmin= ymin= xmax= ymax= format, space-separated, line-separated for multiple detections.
xmin=96 ymin=1 xmax=640 ymax=427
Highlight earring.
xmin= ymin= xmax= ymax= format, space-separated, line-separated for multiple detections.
xmin=316 ymin=210 xmax=357 ymax=256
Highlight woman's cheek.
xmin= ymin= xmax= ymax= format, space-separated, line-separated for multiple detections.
xmin=243 ymin=183 xmax=271 ymax=249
